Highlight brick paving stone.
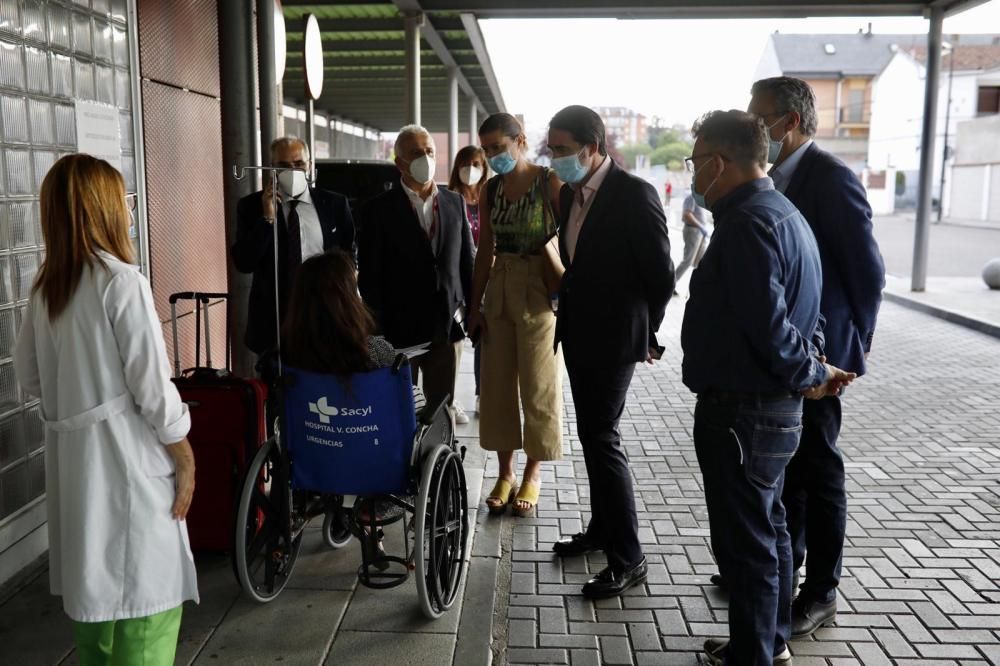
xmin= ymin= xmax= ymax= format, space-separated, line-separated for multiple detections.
xmin=628 ymin=622 xmax=662 ymax=652
xmin=600 ymin=635 xmax=636 ymax=665
xmin=490 ymin=303 xmax=1000 ymax=664
xmin=507 ymin=648 xmax=569 ymax=664
xmin=569 ymin=649 xmax=601 ymax=666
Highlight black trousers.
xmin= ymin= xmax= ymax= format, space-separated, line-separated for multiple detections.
xmin=563 ymin=340 xmax=642 ymax=571
xmin=781 ymin=395 xmax=845 ymax=603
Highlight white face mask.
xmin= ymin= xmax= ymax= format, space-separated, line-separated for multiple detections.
xmin=278 ymin=169 xmax=308 ymax=198
xmin=459 ymin=165 xmax=482 ymax=187
xmin=408 ymin=153 xmax=436 ymax=185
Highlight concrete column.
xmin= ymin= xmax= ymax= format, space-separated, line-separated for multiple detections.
xmin=468 ymin=100 xmax=478 ymax=145
xmin=912 ymin=6 xmax=943 ymax=292
xmin=403 ymin=12 xmax=423 ymax=126
xmin=218 ymin=0 xmax=259 ymax=376
xmin=256 ymin=0 xmax=278 ymax=162
xmin=448 ymin=67 xmax=459 ymax=172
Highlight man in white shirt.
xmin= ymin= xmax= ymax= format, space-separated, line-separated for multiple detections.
xmin=233 ymin=137 xmax=356 ymax=356
xmin=357 ymin=126 xmax=475 ymax=423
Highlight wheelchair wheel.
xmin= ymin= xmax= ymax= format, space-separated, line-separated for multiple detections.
xmin=322 ymin=507 xmax=353 ymax=549
xmin=414 ymin=444 xmax=469 ymax=619
xmin=234 ymin=437 xmax=303 ymax=602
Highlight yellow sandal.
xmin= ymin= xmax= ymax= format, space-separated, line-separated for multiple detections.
xmin=486 ymin=479 xmax=518 ymax=515
xmin=512 ymin=483 xmax=540 ymax=518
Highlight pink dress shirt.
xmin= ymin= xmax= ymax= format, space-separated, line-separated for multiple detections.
xmin=565 ymin=156 xmax=613 ymax=264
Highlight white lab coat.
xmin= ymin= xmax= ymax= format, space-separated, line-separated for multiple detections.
xmin=14 ymin=252 xmax=199 ymax=623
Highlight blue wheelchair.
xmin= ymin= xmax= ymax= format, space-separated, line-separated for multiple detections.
xmin=232 ymin=356 xmax=469 ymax=619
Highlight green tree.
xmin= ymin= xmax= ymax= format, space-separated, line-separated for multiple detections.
xmin=621 ymin=142 xmax=652 ymax=169
xmin=649 ymin=141 xmax=690 ymax=170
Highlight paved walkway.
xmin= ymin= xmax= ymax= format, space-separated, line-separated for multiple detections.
xmin=487 ymin=300 xmax=1000 ymax=665
xmin=2 ymin=300 xmax=1000 ymax=665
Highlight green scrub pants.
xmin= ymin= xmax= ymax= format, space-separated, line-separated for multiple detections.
xmin=72 ymin=605 xmax=183 ymax=666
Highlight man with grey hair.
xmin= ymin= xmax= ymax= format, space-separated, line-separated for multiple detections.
xmin=358 ymin=125 xmax=474 ymax=422
xmin=233 ymin=136 xmax=355 ymax=356
xmin=681 ymin=109 xmax=856 ymax=665
xmin=729 ymin=76 xmax=884 ymax=639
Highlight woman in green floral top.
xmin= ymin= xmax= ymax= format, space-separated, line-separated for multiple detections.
xmin=467 ymin=113 xmax=565 ymax=518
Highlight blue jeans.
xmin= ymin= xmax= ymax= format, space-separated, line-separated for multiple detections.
xmin=783 ymin=395 xmax=845 ymax=603
xmin=694 ymin=392 xmax=803 ymax=665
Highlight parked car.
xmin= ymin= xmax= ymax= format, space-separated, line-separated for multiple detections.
xmin=313 ymin=159 xmax=398 ymax=217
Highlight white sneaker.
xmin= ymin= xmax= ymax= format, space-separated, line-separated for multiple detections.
xmin=452 ymin=403 xmax=470 ymax=425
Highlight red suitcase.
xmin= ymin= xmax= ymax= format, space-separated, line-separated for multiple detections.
xmin=169 ymin=292 xmax=267 ymax=552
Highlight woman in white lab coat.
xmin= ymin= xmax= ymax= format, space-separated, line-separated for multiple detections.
xmin=14 ymin=154 xmax=198 ymax=665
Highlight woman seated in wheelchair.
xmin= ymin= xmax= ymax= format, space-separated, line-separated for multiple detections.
xmin=281 ymin=248 xmax=425 ymax=412
xmin=281 ymin=249 xmax=423 ymax=565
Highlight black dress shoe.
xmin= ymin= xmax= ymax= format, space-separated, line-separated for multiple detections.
xmin=702 ymin=638 xmax=792 ymax=665
xmin=790 ymin=595 xmax=836 ymax=638
xmin=552 ymin=532 xmax=601 ymax=557
xmin=582 ymin=558 xmax=647 ymax=599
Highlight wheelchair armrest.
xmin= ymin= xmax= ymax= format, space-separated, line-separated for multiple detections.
xmin=419 ymin=394 xmax=451 ymax=426
xmin=391 ymin=354 xmax=409 ymax=374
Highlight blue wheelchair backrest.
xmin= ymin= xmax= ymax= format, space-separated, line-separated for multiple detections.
xmin=282 ymin=364 xmax=417 ymax=495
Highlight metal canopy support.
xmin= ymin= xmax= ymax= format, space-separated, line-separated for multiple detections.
xmin=306 ymin=98 xmax=315 ymax=169
xmin=911 ymin=5 xmax=943 ymax=292
xmin=448 ymin=67 xmax=459 ymax=172
xmin=460 ymin=13 xmax=506 ymax=112
xmin=468 ymin=98 xmax=478 ymax=144
xmin=404 ymin=12 xmax=423 ymax=126
xmin=257 ymin=0 xmax=278 ymax=163
xmin=219 ymin=0 xmax=259 ymax=377
xmin=395 ymin=1 xmax=489 ymax=110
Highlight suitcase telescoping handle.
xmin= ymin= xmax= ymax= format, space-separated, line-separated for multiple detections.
xmin=169 ymin=292 xmax=230 ymax=378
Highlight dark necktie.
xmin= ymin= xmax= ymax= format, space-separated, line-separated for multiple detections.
xmin=286 ymin=198 xmax=301 ymax=269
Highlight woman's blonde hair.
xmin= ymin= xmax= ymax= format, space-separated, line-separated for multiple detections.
xmin=35 ymin=154 xmax=135 ymax=320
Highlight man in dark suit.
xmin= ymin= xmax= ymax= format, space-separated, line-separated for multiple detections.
xmin=357 ymin=125 xmax=474 ymax=415
xmin=232 ymin=137 xmax=355 ymax=356
xmin=547 ymin=105 xmax=675 ymax=599
xmin=740 ymin=76 xmax=885 ymax=637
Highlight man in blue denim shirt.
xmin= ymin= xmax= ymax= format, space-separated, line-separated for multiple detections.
xmin=680 ymin=111 xmax=856 ymax=665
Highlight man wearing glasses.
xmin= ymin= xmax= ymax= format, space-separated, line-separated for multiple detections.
xmin=680 ymin=110 xmax=856 ymax=665
xmin=705 ymin=77 xmax=882 ymax=640
xmin=232 ymin=137 xmax=356 ymax=358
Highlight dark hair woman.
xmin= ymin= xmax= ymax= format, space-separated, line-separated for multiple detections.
xmin=448 ymin=145 xmax=489 ymax=246
xmin=282 ymin=250 xmax=424 ymax=392
xmin=448 ymin=144 xmax=489 ymax=410
xmin=468 ymin=112 xmax=565 ymax=519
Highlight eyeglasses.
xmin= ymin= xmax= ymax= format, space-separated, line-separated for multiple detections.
xmin=124 ymin=192 xmax=137 ymax=212
xmin=275 ymin=160 xmax=308 ymax=170
xmin=684 ymin=153 xmax=731 ymax=172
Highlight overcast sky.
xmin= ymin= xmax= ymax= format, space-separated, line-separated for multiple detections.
xmin=479 ymin=1 xmax=1000 ymax=137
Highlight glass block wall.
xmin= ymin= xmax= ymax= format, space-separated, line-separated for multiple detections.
xmin=0 ymin=0 xmax=137 ymax=530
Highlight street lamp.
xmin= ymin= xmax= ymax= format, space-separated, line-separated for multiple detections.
xmin=936 ymin=38 xmax=956 ymax=223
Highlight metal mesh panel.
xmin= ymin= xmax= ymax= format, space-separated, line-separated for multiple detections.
xmin=140 ymin=80 xmax=227 ymax=372
xmin=137 ymin=0 xmax=220 ymax=98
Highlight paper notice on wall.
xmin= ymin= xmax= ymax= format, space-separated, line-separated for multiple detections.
xmin=75 ymin=101 xmax=122 ymax=171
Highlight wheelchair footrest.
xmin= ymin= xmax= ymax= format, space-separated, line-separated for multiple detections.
xmin=357 ymin=556 xmax=411 ymax=590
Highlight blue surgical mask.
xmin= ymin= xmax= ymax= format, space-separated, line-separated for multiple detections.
xmin=488 ymin=150 xmax=517 ymax=175
xmin=691 ymin=159 xmax=720 ymax=209
xmin=766 ymin=115 xmax=788 ymax=164
xmin=551 ymin=150 xmax=590 ymax=184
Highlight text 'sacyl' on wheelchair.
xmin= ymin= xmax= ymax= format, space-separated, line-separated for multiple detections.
xmin=231 ymin=356 xmax=470 ymax=619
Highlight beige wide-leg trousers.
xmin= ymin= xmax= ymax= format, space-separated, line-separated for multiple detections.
xmin=479 ymin=254 xmax=563 ymax=461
